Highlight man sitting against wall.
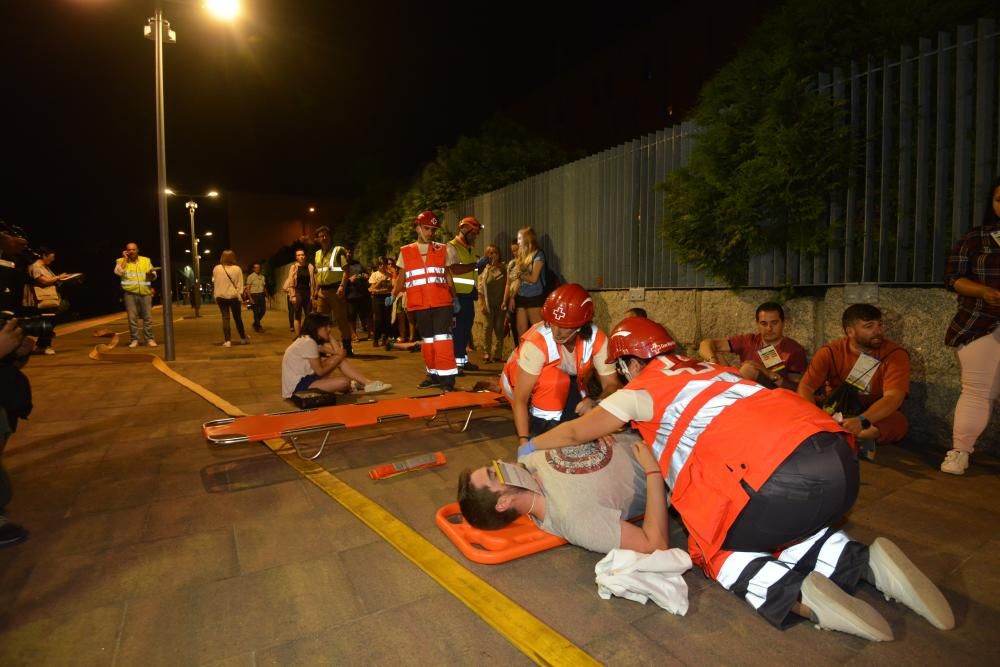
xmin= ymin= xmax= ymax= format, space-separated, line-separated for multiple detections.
xmin=797 ymin=303 xmax=910 ymax=461
xmin=698 ymin=302 xmax=807 ymax=390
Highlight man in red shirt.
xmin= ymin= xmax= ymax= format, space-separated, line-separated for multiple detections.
xmin=698 ymin=302 xmax=807 ymax=390
xmin=798 ymin=304 xmax=910 ymax=461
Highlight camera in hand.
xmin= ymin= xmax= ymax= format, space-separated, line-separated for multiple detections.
xmin=0 ymin=311 xmax=55 ymax=339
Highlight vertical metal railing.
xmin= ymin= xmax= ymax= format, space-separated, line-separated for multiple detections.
xmin=450 ymin=19 xmax=999 ymax=290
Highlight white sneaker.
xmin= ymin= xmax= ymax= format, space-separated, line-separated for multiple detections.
xmin=866 ymin=537 xmax=955 ymax=630
xmin=940 ymin=450 xmax=969 ymax=476
xmin=43 ymin=348 xmax=55 ymax=355
xmin=800 ymin=572 xmax=893 ymax=641
xmin=222 ymin=341 xmax=232 ymax=348
xmin=128 ymin=340 xmax=140 ymax=348
xmin=364 ymin=380 xmax=392 ymax=394
xmin=147 ymin=340 xmax=158 ymax=347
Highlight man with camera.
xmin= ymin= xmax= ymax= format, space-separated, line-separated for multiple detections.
xmin=0 ymin=221 xmax=36 ymax=546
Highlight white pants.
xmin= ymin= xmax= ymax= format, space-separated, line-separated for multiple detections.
xmin=952 ymin=327 xmax=1000 ymax=453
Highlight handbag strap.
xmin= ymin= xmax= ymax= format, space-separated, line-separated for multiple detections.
xmin=223 ymin=265 xmax=240 ymax=291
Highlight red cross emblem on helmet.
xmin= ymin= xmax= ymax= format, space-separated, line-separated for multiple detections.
xmin=414 ymin=210 xmax=440 ymax=228
xmin=607 ymin=316 xmax=676 ymax=361
xmin=541 ymin=283 xmax=594 ymax=328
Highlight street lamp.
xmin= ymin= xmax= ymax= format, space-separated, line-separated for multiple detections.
xmin=143 ymin=1 xmax=239 ymax=360
xmin=169 ymin=189 xmax=218 ymax=317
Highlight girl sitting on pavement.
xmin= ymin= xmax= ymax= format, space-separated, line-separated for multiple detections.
xmin=281 ymin=312 xmax=391 ymax=399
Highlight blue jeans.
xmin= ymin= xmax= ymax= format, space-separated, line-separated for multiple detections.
xmin=123 ymin=291 xmax=154 ymax=342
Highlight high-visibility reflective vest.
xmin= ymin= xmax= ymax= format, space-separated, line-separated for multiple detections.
xmin=624 ymin=355 xmax=848 ymax=576
xmin=501 ymin=321 xmax=606 ymax=421
xmin=315 ymin=246 xmax=346 ymax=287
xmin=448 ymin=237 xmax=478 ymax=295
xmin=401 ymin=242 xmax=452 ymax=311
xmin=118 ymin=256 xmax=154 ymax=296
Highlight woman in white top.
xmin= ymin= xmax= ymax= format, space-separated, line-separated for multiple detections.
xmin=212 ymin=249 xmax=248 ymax=347
xmin=281 ymin=312 xmax=392 ymax=398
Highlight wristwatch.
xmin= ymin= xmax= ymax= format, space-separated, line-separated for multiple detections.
xmin=858 ymin=415 xmax=871 ymax=430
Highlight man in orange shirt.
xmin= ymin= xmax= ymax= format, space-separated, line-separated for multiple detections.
xmin=798 ymin=304 xmax=910 ymax=461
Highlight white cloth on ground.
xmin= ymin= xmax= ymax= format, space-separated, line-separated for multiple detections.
xmin=594 ymin=548 xmax=692 ymax=615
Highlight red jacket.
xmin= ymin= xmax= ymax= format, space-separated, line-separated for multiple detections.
xmin=625 ymin=355 xmax=849 ymax=576
xmin=502 ymin=322 xmax=607 ymax=420
xmin=401 ymin=243 xmax=452 ymax=311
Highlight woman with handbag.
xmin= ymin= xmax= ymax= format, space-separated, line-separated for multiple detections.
xmin=212 ymin=250 xmax=249 ymax=347
xmin=282 ymin=249 xmax=315 ymax=337
xmin=28 ymin=247 xmax=69 ymax=355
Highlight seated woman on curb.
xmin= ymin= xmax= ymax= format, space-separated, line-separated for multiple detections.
xmin=281 ymin=312 xmax=391 ymax=399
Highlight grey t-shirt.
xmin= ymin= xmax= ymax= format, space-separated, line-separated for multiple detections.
xmin=519 ymin=431 xmax=646 ymax=553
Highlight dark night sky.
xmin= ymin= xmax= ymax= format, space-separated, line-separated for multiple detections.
xmin=0 ymin=0 xmax=779 ymax=315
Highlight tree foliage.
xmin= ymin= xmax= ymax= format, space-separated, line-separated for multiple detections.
xmin=660 ymin=0 xmax=991 ymax=286
xmin=350 ymin=116 xmax=568 ymax=263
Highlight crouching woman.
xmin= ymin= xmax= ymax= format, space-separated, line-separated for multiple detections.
xmin=281 ymin=312 xmax=391 ymax=398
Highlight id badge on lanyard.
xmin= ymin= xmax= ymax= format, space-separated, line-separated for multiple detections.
xmin=757 ymin=343 xmax=785 ymax=372
xmin=845 ymin=353 xmax=880 ymax=394
xmin=990 ymin=229 xmax=1000 ymax=247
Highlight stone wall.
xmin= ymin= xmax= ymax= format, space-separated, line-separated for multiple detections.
xmin=470 ymin=285 xmax=999 ymax=454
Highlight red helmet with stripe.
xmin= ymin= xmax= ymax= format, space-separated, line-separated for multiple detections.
xmin=541 ymin=283 xmax=593 ymax=328
xmin=459 ymin=216 xmax=483 ymax=232
xmin=607 ymin=316 xmax=676 ymax=361
xmin=413 ymin=210 xmax=440 ymax=228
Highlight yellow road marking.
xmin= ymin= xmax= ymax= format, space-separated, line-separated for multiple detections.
xmin=90 ymin=330 xmax=598 ymax=666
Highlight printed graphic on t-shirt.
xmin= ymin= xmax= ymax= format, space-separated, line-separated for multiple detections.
xmin=546 ymin=441 xmax=612 ymax=475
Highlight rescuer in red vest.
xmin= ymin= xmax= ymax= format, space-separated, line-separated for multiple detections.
xmin=391 ymin=211 xmax=458 ymax=391
xmin=515 ymin=317 xmax=953 ymax=641
xmin=500 ymin=284 xmax=621 ymax=446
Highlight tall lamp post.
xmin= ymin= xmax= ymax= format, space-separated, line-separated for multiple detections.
xmin=168 ymin=189 xmax=218 ymax=317
xmin=143 ymin=0 xmax=240 ymax=360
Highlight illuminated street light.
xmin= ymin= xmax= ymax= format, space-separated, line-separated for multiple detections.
xmin=166 ymin=188 xmax=219 ymax=317
xmin=144 ymin=2 xmax=239 ymax=358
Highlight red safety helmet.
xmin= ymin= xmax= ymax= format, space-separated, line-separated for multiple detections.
xmin=414 ymin=210 xmax=440 ymax=228
xmin=541 ymin=283 xmax=594 ymax=328
xmin=459 ymin=216 xmax=484 ymax=232
xmin=607 ymin=316 xmax=676 ymax=361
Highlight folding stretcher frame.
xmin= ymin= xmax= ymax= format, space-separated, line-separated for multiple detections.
xmin=202 ymin=391 xmax=509 ymax=460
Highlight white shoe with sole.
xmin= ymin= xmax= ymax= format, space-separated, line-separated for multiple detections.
xmin=222 ymin=341 xmax=231 ymax=348
xmin=866 ymin=537 xmax=955 ymax=630
xmin=801 ymin=572 xmax=893 ymax=642
xmin=128 ymin=340 xmax=139 ymax=348
xmin=940 ymin=450 xmax=969 ymax=476
xmin=364 ymin=380 xmax=392 ymax=394
xmin=147 ymin=340 xmax=158 ymax=347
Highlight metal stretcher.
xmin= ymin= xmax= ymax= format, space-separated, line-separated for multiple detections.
xmin=202 ymin=390 xmax=509 ymax=459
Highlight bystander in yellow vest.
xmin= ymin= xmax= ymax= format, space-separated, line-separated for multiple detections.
xmin=117 ymin=256 xmax=154 ymax=296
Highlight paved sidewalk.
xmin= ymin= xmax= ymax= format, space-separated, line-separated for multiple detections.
xmin=0 ymin=306 xmax=997 ymax=665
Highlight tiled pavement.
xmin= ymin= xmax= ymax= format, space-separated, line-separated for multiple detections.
xmin=0 ymin=305 xmax=997 ymax=665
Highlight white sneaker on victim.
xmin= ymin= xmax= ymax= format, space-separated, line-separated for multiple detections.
xmin=147 ymin=340 xmax=158 ymax=347
xmin=866 ymin=537 xmax=955 ymax=630
xmin=128 ymin=340 xmax=140 ymax=348
xmin=800 ymin=571 xmax=893 ymax=642
xmin=222 ymin=341 xmax=232 ymax=348
xmin=940 ymin=450 xmax=969 ymax=476
xmin=363 ymin=380 xmax=392 ymax=394
xmin=43 ymin=348 xmax=55 ymax=355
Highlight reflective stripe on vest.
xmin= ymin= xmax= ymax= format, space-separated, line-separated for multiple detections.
xmin=448 ymin=238 xmax=478 ymax=294
xmin=119 ymin=257 xmax=153 ymax=295
xmin=401 ymin=243 xmax=452 ymax=311
xmin=315 ymin=246 xmax=346 ymax=286
xmin=650 ymin=378 xmax=762 ymax=488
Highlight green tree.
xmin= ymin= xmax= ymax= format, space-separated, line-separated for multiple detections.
xmin=661 ymin=0 xmax=991 ymax=286
xmin=354 ymin=116 xmax=568 ymax=261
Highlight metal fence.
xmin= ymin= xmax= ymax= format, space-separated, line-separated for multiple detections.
xmin=450 ymin=18 xmax=1000 ymax=290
